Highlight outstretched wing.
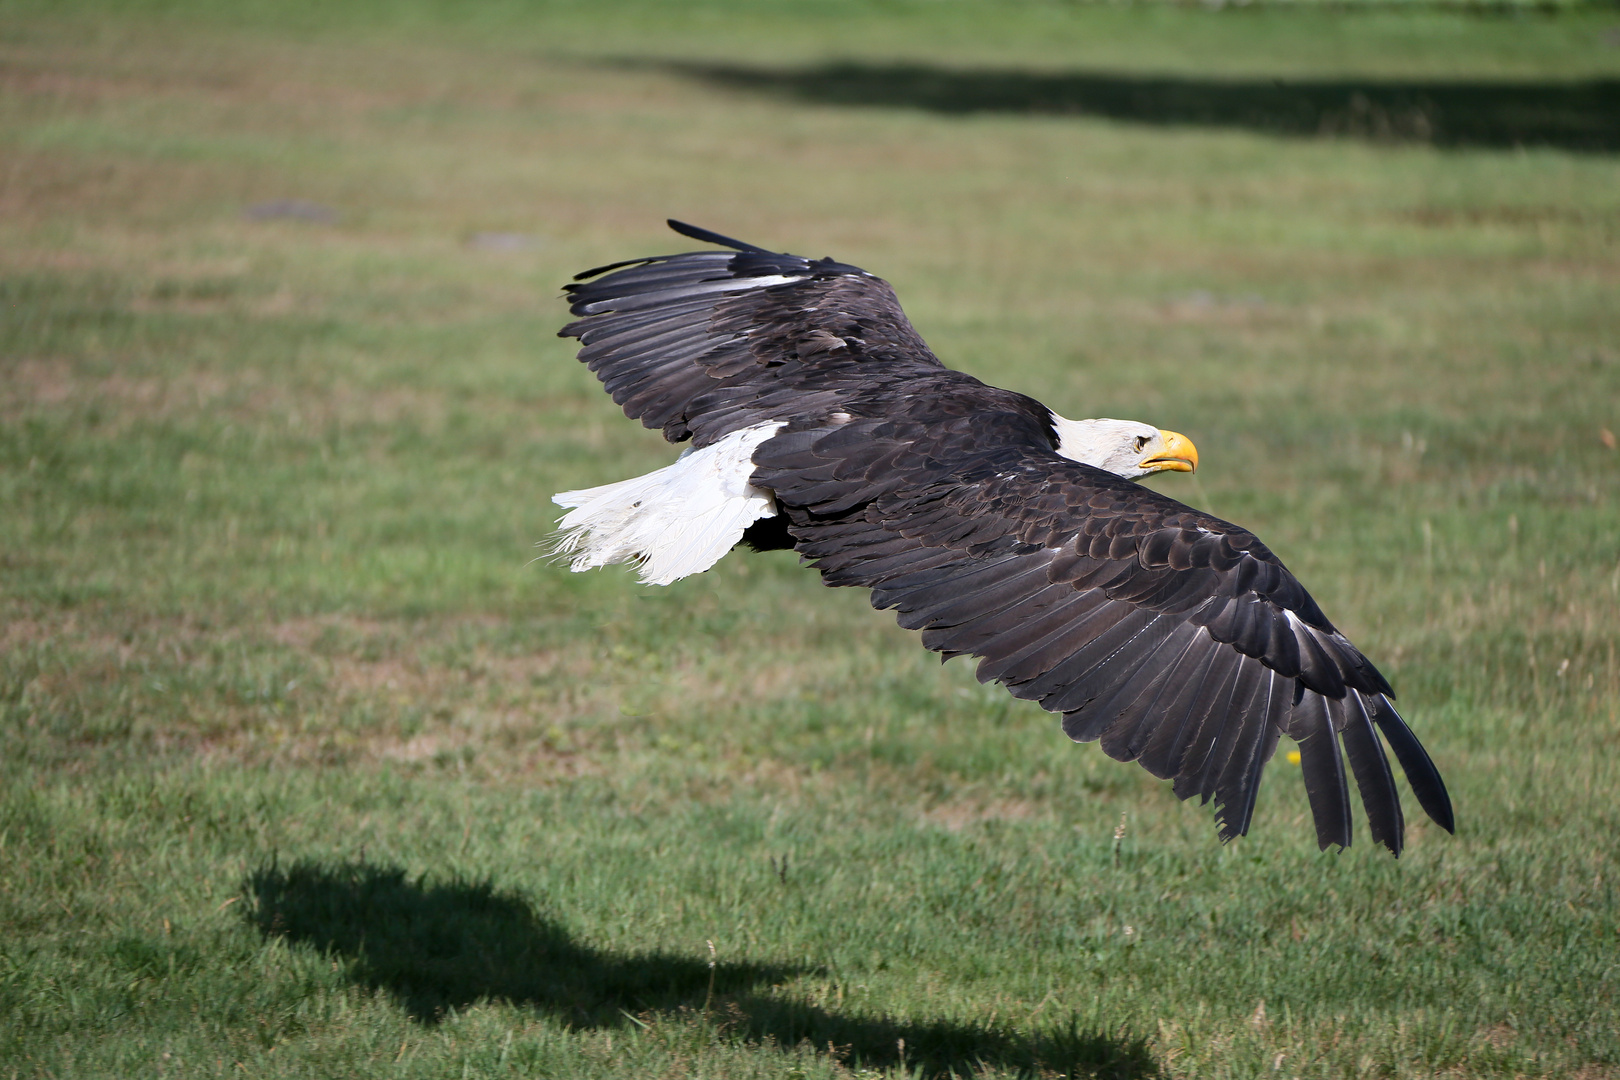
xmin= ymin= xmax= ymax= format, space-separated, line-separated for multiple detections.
xmin=561 ymin=220 xmax=946 ymax=445
xmin=751 ymin=414 xmax=1455 ymax=854
xmin=557 ymin=223 xmax=1453 ymax=854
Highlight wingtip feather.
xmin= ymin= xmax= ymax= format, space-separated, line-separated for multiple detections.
xmin=1371 ymin=697 xmax=1456 ymax=835
xmin=666 ymin=219 xmax=770 ymax=253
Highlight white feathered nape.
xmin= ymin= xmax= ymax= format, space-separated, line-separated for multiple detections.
xmin=550 ymin=421 xmax=787 ymax=586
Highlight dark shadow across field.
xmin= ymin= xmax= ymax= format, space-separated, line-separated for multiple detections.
xmin=247 ymin=861 xmax=1159 ymax=1079
xmin=648 ymin=60 xmax=1620 ymax=151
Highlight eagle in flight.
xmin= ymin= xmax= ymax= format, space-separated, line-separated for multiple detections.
xmin=552 ymin=220 xmax=1454 ymax=855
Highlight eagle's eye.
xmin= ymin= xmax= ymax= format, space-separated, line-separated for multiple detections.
xmin=1134 ymin=435 xmax=1150 ymax=450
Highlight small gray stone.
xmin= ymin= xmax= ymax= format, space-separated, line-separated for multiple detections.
xmin=243 ymin=200 xmax=339 ymax=224
xmin=468 ymin=232 xmax=542 ymax=251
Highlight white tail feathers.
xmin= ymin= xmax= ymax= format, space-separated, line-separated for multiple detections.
xmin=550 ymin=422 xmax=787 ymax=586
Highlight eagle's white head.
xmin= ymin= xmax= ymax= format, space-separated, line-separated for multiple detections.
xmin=1049 ymin=414 xmax=1199 ymax=480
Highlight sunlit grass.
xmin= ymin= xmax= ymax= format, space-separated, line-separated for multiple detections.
xmin=2 ymin=2 xmax=1618 ymax=1077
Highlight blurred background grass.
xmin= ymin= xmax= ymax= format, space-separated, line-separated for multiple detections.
xmin=2 ymin=1 xmax=1618 ymax=1077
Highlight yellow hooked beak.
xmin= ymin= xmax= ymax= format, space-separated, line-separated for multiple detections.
xmin=1141 ymin=429 xmax=1198 ymax=474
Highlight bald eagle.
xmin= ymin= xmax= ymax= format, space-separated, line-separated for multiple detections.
xmin=552 ymin=220 xmax=1453 ymax=855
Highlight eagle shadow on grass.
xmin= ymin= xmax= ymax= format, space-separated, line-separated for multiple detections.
xmin=641 ymin=59 xmax=1620 ymax=153
xmin=245 ymin=860 xmax=1160 ymax=1079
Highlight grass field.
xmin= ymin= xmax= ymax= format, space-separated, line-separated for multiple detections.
xmin=3 ymin=1 xmax=1619 ymax=1076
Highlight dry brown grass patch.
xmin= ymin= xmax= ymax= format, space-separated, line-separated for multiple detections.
xmin=0 ymin=353 xmax=466 ymax=432
xmin=1571 ymin=1066 xmax=1620 ymax=1080
xmin=1 ymin=357 xmax=232 ymax=420
xmin=921 ymin=794 xmax=1043 ymax=832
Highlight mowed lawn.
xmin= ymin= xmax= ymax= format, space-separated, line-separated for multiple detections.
xmin=2 ymin=2 xmax=1619 ymax=1076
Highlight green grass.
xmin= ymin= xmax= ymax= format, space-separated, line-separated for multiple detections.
xmin=3 ymin=1 xmax=1619 ymax=1076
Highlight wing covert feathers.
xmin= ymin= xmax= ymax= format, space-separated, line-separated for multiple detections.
xmin=558 ymin=225 xmax=1454 ymax=855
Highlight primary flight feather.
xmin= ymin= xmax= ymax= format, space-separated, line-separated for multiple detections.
xmin=552 ymin=220 xmax=1454 ymax=855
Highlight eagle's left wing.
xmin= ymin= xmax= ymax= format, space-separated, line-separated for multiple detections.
xmin=752 ymin=416 xmax=1454 ymax=853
